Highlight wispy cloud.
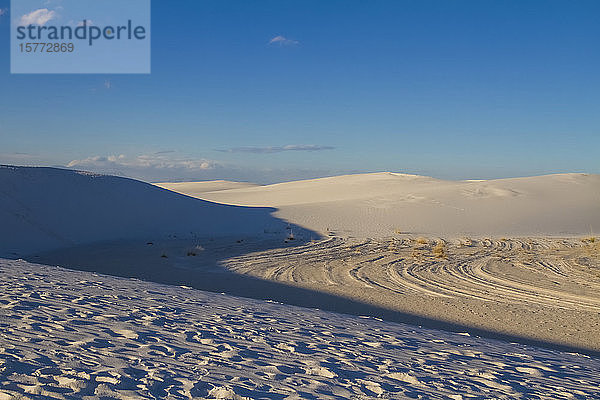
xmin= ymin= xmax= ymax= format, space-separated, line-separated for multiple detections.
xmin=0 ymin=8 xmax=8 ymax=17
xmin=66 ymin=154 xmax=222 ymax=182
xmin=89 ymin=79 xmax=114 ymax=93
xmin=20 ymin=8 xmax=56 ymax=26
xmin=67 ymin=154 xmax=216 ymax=171
xmin=269 ymin=35 xmax=299 ymax=46
xmin=0 ymin=152 xmax=38 ymax=163
xmin=219 ymin=145 xmax=335 ymax=154
xmin=61 ymin=152 xmax=343 ymax=184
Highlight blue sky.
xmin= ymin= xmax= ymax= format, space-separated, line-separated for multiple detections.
xmin=0 ymin=0 xmax=598 ymax=183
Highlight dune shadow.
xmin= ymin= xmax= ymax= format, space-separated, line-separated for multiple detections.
xmin=28 ymin=238 xmax=600 ymax=359
xmin=0 ymin=166 xmax=317 ymax=258
xmin=4 ymin=166 xmax=600 ymax=358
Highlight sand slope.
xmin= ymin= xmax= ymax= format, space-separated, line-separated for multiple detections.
xmin=34 ymin=235 xmax=600 ymax=352
xmin=220 ymin=236 xmax=600 ymax=352
xmin=157 ymin=180 xmax=260 ymax=196
xmin=0 ymin=166 xmax=306 ymax=258
xmin=2 ymin=259 xmax=599 ymax=400
xmin=167 ymin=172 xmax=600 ymax=237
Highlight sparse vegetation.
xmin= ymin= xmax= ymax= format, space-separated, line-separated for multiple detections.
xmin=411 ymin=238 xmax=429 ymax=259
xmin=187 ymin=244 xmax=204 ymax=257
xmin=411 ymin=248 xmax=423 ymax=259
xmin=582 ymin=237 xmax=599 ymax=258
xmin=433 ymin=241 xmax=447 ymax=258
xmin=284 ymin=229 xmax=295 ymax=243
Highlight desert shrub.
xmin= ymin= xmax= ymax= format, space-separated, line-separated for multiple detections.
xmin=187 ymin=244 xmax=204 ymax=256
xmin=433 ymin=241 xmax=447 ymax=258
xmin=415 ymin=237 xmax=428 ymax=245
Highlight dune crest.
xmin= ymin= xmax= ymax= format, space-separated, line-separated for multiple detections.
xmin=167 ymin=172 xmax=600 ymax=237
xmin=0 ymin=166 xmax=309 ymax=258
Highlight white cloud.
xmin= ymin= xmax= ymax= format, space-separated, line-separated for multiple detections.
xmin=269 ymin=35 xmax=299 ymax=46
xmin=0 ymin=8 xmax=8 ymax=17
xmin=77 ymin=19 xmax=93 ymax=26
xmin=67 ymin=154 xmax=216 ymax=171
xmin=62 ymin=152 xmax=342 ymax=184
xmin=0 ymin=152 xmax=39 ymax=164
xmin=66 ymin=153 xmax=218 ymax=182
xmin=20 ymin=8 xmax=56 ymax=26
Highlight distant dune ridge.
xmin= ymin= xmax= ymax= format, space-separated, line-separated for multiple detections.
xmin=2 ymin=166 xmax=598 ymax=258
xmin=160 ymin=171 xmax=600 ymax=237
xmin=157 ymin=180 xmax=261 ymax=196
xmin=0 ymin=166 xmax=301 ymax=258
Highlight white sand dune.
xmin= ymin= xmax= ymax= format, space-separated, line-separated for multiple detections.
xmin=34 ymin=234 xmax=600 ymax=352
xmin=0 ymin=166 xmax=302 ymax=258
xmin=218 ymin=236 xmax=600 ymax=351
xmin=158 ymin=172 xmax=600 ymax=352
xmin=164 ymin=172 xmax=600 ymax=237
xmin=2 ymin=258 xmax=599 ymax=400
xmin=3 ymin=165 xmax=600 ymax=398
xmin=157 ymin=180 xmax=260 ymax=196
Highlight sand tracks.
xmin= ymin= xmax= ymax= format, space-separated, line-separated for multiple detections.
xmin=222 ymin=237 xmax=600 ymax=350
xmin=223 ymin=237 xmax=600 ymax=308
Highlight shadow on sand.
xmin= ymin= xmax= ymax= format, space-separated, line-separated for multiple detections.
xmin=3 ymin=166 xmax=598 ymax=358
xmin=0 ymin=166 xmax=316 ymax=257
xmin=29 ymin=237 xmax=600 ymax=359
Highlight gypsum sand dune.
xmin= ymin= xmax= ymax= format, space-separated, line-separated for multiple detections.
xmin=3 ymin=165 xmax=599 ymax=351
xmin=1 ymin=258 xmax=599 ymax=400
xmin=217 ymin=236 xmax=600 ymax=352
xmin=0 ymin=165 xmax=314 ymax=258
xmin=153 ymin=173 xmax=600 ymax=351
xmin=166 ymin=172 xmax=600 ymax=237
xmin=156 ymin=180 xmax=261 ymax=196
xmin=33 ymin=235 xmax=600 ymax=355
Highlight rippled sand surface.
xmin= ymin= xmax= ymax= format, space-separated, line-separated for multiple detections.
xmin=1 ymin=259 xmax=599 ymax=400
xmin=220 ymin=237 xmax=600 ymax=351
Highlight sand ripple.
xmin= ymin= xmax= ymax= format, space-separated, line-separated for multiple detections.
xmin=222 ymin=237 xmax=600 ymax=350
xmin=1 ymin=259 xmax=600 ymax=399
